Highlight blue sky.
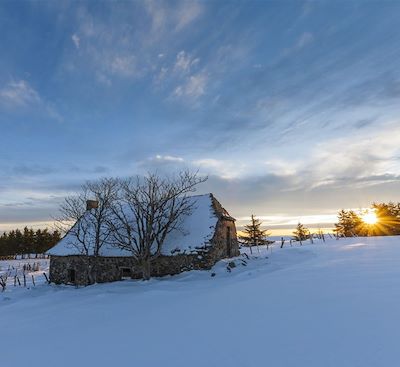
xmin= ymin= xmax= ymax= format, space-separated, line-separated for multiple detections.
xmin=1 ymin=0 xmax=400 ymax=232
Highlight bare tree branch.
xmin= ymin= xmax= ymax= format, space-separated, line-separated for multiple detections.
xmin=109 ymin=170 xmax=207 ymax=279
xmin=55 ymin=177 xmax=119 ymax=284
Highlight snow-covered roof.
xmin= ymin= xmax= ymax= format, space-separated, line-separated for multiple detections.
xmin=48 ymin=194 xmax=229 ymax=257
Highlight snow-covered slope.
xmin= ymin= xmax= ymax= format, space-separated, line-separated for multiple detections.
xmin=48 ymin=194 xmax=218 ymax=256
xmin=2 ymin=236 xmax=400 ymax=367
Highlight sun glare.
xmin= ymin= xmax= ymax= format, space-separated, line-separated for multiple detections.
xmin=362 ymin=211 xmax=378 ymax=225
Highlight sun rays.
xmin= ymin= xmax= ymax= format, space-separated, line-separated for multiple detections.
xmin=361 ymin=210 xmax=378 ymax=225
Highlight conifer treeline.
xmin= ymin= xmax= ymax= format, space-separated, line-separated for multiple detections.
xmin=0 ymin=227 xmax=61 ymax=256
xmin=335 ymin=202 xmax=400 ymax=237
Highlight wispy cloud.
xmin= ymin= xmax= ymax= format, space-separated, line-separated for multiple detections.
xmin=0 ymin=79 xmax=63 ymax=122
xmin=0 ymin=80 xmax=41 ymax=107
xmin=296 ymin=32 xmax=314 ymax=49
xmin=305 ymin=121 xmax=400 ymax=189
xmin=175 ymin=1 xmax=203 ymax=31
xmin=144 ymin=0 xmax=168 ymax=35
xmin=110 ymin=55 xmax=138 ymax=78
xmin=174 ymin=51 xmax=199 ymax=74
xmin=137 ymin=154 xmax=187 ymax=173
xmin=137 ymin=154 xmax=245 ymax=180
xmin=282 ymin=31 xmax=314 ymax=57
xmin=71 ymin=33 xmax=80 ymax=49
xmin=66 ymin=1 xmax=204 ymax=87
xmin=86 ymin=49 xmax=142 ymax=85
xmin=173 ymin=72 xmax=207 ymax=100
xmin=153 ymin=49 xmax=208 ymax=103
xmin=144 ymin=0 xmax=203 ymax=34
xmin=193 ymin=158 xmax=245 ymax=179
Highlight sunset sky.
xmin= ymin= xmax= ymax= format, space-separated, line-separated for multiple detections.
xmin=1 ymin=1 xmax=400 ymax=233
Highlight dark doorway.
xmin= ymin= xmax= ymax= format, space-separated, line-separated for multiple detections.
xmin=68 ymin=269 xmax=76 ymax=283
xmin=120 ymin=267 xmax=131 ymax=279
xmin=226 ymin=226 xmax=231 ymax=257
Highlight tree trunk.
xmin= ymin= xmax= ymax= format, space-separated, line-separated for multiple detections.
xmin=142 ymin=259 xmax=151 ymax=280
xmin=85 ymin=257 xmax=96 ymax=285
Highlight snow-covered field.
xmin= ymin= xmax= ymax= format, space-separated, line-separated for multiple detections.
xmin=1 ymin=236 xmax=400 ymax=367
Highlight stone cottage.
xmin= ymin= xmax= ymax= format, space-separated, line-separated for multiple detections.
xmin=48 ymin=193 xmax=239 ymax=285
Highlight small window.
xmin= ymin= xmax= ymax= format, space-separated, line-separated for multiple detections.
xmin=68 ymin=269 xmax=76 ymax=283
xmin=120 ymin=267 xmax=131 ymax=278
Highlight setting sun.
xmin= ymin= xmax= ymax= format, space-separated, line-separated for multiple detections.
xmin=361 ymin=211 xmax=378 ymax=225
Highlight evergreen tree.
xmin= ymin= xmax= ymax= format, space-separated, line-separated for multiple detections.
xmin=292 ymin=222 xmax=309 ymax=244
xmin=0 ymin=227 xmax=61 ymax=257
xmin=52 ymin=230 xmax=61 ymax=245
xmin=239 ymin=215 xmax=270 ymax=254
xmin=0 ymin=232 xmax=10 ymax=256
xmin=22 ymin=227 xmax=35 ymax=253
xmin=335 ymin=209 xmax=365 ymax=237
xmin=35 ymin=229 xmax=44 ymax=252
xmin=15 ymin=229 xmax=23 ymax=253
xmin=372 ymin=202 xmax=400 ymax=236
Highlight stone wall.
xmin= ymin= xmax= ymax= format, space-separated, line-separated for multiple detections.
xmin=207 ymin=217 xmax=240 ymax=260
xmin=50 ymin=252 xmax=210 ymax=285
xmin=50 ymin=256 xmax=136 ymax=285
xmin=49 ymin=216 xmax=239 ymax=285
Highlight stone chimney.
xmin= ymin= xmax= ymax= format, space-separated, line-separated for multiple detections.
xmin=86 ymin=200 xmax=99 ymax=211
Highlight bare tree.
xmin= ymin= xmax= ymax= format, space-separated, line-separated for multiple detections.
xmin=56 ymin=177 xmax=119 ymax=284
xmin=109 ymin=171 xmax=207 ymax=280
